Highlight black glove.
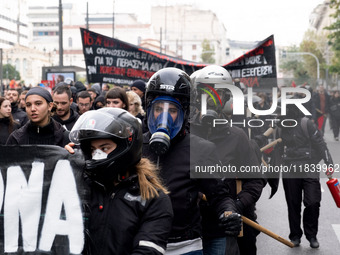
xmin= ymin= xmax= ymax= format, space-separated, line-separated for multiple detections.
xmin=235 ymin=199 xmax=245 ymax=215
xmin=219 ymin=212 xmax=242 ymax=236
xmin=253 ymin=134 xmax=268 ymax=148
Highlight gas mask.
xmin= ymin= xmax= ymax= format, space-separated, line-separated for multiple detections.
xmin=147 ymin=96 xmax=184 ymax=155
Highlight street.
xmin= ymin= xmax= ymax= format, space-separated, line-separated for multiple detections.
xmin=256 ymin=120 xmax=340 ymax=255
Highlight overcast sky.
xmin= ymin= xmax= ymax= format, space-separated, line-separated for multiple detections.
xmin=31 ymin=0 xmax=326 ymax=46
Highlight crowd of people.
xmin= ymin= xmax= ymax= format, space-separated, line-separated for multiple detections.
xmin=0 ymin=66 xmax=336 ymax=254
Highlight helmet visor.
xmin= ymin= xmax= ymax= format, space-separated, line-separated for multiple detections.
xmin=69 ymin=110 xmax=134 ymax=145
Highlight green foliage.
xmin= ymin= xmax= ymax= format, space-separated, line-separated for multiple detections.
xmin=201 ymin=39 xmax=215 ymax=63
xmin=2 ymin=64 xmax=21 ymax=81
xmin=280 ymin=46 xmax=310 ymax=82
xmin=300 ymin=39 xmax=325 ymax=79
xmin=324 ymin=0 xmax=340 ymax=74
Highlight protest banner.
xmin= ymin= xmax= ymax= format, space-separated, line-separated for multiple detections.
xmin=223 ymin=35 xmax=277 ymax=92
xmin=80 ymin=28 xmax=205 ymax=86
xmin=81 ymin=28 xmax=276 ymax=91
xmin=0 ymin=145 xmax=88 ymax=255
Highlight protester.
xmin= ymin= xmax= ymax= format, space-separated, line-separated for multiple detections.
xmin=143 ymin=67 xmax=242 ymax=254
xmin=18 ymin=90 xmax=28 ymax=111
xmin=66 ymin=107 xmax=174 ymax=254
xmin=101 ymin=83 xmax=110 ymax=96
xmin=126 ymin=90 xmax=144 ymax=118
xmin=5 ymin=88 xmax=28 ymax=127
xmin=312 ymin=85 xmax=331 ymax=134
xmin=0 ymin=97 xmax=20 ymax=144
xmin=87 ymin=87 xmax=99 ymax=102
xmin=276 ymin=103 xmax=333 ymax=249
xmin=93 ymin=95 xmax=105 ymax=110
xmin=190 ymin=65 xmax=266 ymax=255
xmin=77 ymin=91 xmax=93 ymax=115
xmin=329 ymin=90 xmax=340 ymax=141
xmin=74 ymin=81 xmax=87 ymax=94
xmin=130 ymin=79 xmax=146 ymax=110
xmin=6 ymin=87 xmax=70 ymax=146
xmin=105 ymin=87 xmax=128 ymax=110
xmin=52 ymin=85 xmax=79 ymax=131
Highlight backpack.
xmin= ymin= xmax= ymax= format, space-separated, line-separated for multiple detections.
xmin=300 ymin=117 xmax=322 ymax=163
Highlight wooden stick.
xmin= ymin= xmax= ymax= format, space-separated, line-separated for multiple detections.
xmin=260 ymin=138 xmax=282 ymax=152
xmin=236 ymin=180 xmax=243 ymax=237
xmin=241 ymin=216 xmax=294 ymax=248
xmin=263 ymin=127 xmax=274 ymax=137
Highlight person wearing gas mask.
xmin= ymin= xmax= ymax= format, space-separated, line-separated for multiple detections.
xmin=67 ymin=107 xmax=174 ymax=255
xmin=142 ymin=67 xmax=242 ymax=255
xmin=275 ymin=101 xmax=333 ymax=249
xmin=190 ymin=65 xmax=266 ymax=255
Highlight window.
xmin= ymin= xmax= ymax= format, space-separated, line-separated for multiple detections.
xmin=192 ymin=55 xmax=197 ymax=61
xmin=192 ymin=44 xmax=197 ymax=50
xmin=68 ymin=37 xmax=72 ymax=48
xmin=15 ymin=59 xmax=20 ymax=72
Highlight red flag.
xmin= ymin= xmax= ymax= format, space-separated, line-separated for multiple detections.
xmin=317 ymin=116 xmax=324 ymax=130
xmin=291 ymin=81 xmax=296 ymax=87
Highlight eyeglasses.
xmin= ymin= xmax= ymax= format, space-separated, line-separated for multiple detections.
xmin=78 ymin=103 xmax=90 ymax=107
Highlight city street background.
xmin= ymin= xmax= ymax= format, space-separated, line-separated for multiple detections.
xmin=257 ymin=120 xmax=340 ymax=254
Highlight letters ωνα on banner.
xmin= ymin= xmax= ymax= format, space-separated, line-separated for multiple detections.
xmin=80 ymin=28 xmax=205 ymax=86
xmin=0 ymin=145 xmax=89 ymax=255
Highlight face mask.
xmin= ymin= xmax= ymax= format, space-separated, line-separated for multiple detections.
xmin=92 ymin=149 xmax=108 ymax=160
xmin=147 ymin=97 xmax=184 ymax=155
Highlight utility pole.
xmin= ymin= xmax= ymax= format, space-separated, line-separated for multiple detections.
xmin=0 ymin=49 xmax=3 ymax=96
xmin=160 ymin=27 xmax=162 ymax=54
xmin=86 ymin=2 xmax=89 ymax=30
xmin=59 ymin=0 xmax=63 ymax=67
xmin=112 ymin=0 xmax=115 ymax=38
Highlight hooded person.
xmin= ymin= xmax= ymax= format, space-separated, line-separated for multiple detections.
xmin=93 ymin=95 xmax=105 ymax=110
xmin=190 ymin=65 xmax=266 ymax=255
xmin=74 ymin=81 xmax=86 ymax=94
xmin=130 ymin=80 xmax=146 ymax=111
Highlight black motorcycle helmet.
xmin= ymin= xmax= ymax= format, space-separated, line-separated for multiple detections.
xmin=69 ymin=107 xmax=142 ymax=186
xmin=145 ymin=67 xmax=191 ymax=130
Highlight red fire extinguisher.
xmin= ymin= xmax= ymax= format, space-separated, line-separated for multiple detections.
xmin=326 ymin=168 xmax=340 ymax=208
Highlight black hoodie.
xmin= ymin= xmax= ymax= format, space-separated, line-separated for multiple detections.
xmin=52 ymin=108 xmax=79 ymax=131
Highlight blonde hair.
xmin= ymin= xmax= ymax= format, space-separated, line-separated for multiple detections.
xmin=127 ymin=91 xmax=144 ymax=116
xmin=135 ymin=158 xmax=169 ymax=200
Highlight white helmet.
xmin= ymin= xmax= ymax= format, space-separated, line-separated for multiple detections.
xmin=194 ymin=65 xmax=233 ymax=85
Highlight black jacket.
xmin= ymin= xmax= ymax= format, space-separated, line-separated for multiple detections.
xmin=330 ymin=97 xmax=340 ymax=119
xmin=0 ymin=117 xmax=20 ymax=144
xmin=280 ymin=118 xmax=332 ymax=165
xmin=52 ymin=108 xmax=79 ymax=131
xmin=11 ymin=104 xmax=28 ymax=127
xmin=86 ymin=175 xmax=173 ymax=255
xmin=191 ymin=123 xmax=266 ymax=239
xmin=6 ymin=118 xmax=70 ymax=147
xmin=143 ymin=131 xmax=236 ymax=243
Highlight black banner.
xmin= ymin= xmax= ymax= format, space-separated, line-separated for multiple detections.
xmin=80 ymin=28 xmax=205 ymax=86
xmin=0 ymin=145 xmax=88 ymax=255
xmin=81 ymin=28 xmax=277 ymax=91
xmin=223 ymin=35 xmax=277 ymax=92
